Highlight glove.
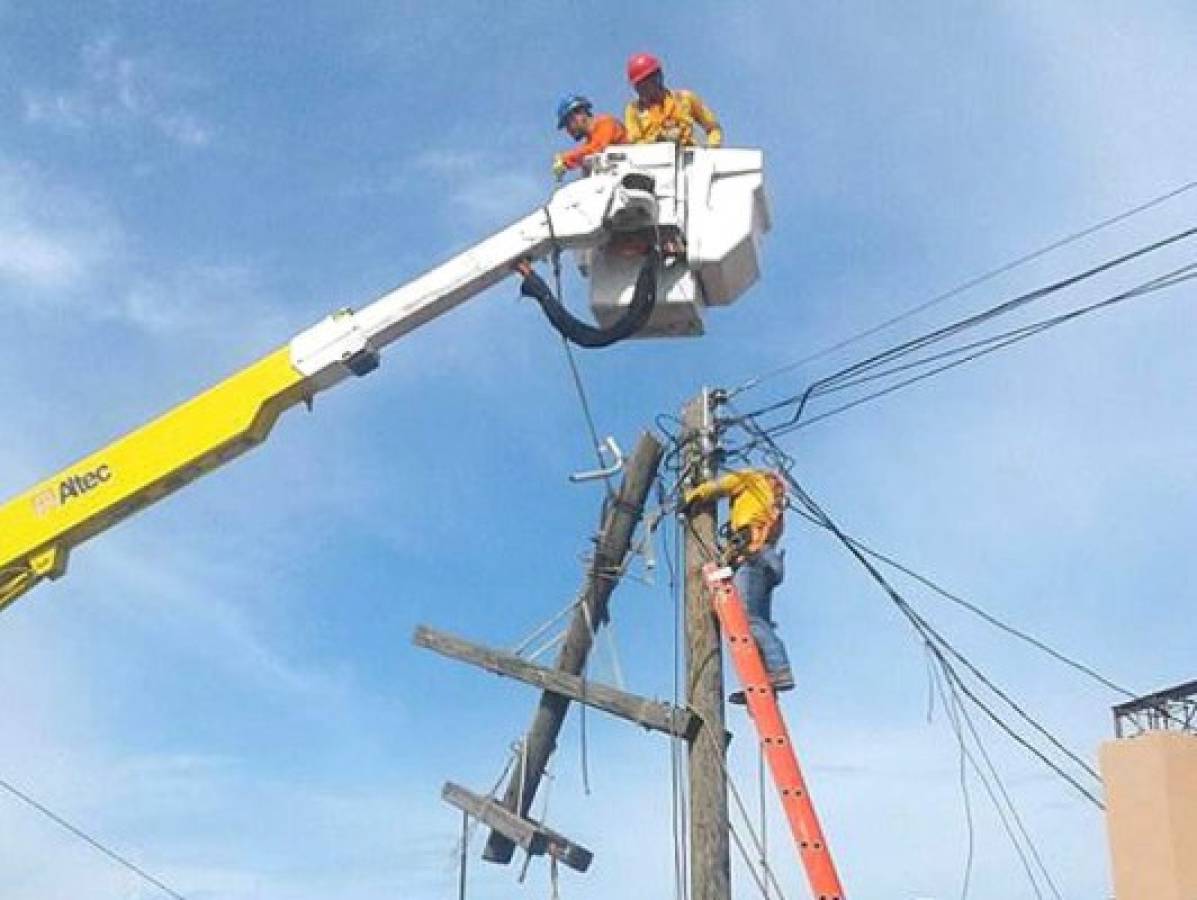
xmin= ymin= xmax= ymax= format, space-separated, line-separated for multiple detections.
xmin=552 ymin=154 xmax=568 ymax=179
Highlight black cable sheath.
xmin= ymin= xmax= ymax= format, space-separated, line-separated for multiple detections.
xmin=522 ymin=249 xmax=659 ymax=348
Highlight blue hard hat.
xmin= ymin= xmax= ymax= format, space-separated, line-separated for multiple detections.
xmin=556 ymin=94 xmax=592 ymax=129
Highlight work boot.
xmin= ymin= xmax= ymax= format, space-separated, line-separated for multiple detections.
xmin=770 ymin=668 xmax=796 ymax=692
xmin=728 ymin=670 xmax=796 ymax=705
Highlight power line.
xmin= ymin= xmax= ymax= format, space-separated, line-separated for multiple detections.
xmin=730 ymin=178 xmax=1197 ymax=397
xmin=926 ymin=651 xmax=976 ymax=900
xmin=775 ymin=227 xmax=1195 ymax=433
xmin=659 ymin=410 xmax=1099 ymax=891
xmin=0 ymin=774 xmax=188 ymax=900
xmin=815 ymin=258 xmax=1197 ymax=401
xmin=931 ymin=660 xmax=1061 ymax=900
xmin=742 ymin=223 xmax=1197 ymax=430
xmin=784 ymin=262 xmax=1197 ymax=434
xmin=670 ymin=467 xmax=794 ymax=900
xmin=662 ymin=498 xmax=690 ymax=900
xmin=774 ymin=456 xmax=1103 ymax=801
xmin=930 ymin=621 xmax=1105 ymax=805
xmin=695 ymin=711 xmax=791 ymax=900
xmin=778 ymin=499 xmax=1135 ymax=697
xmin=679 ymin=440 xmax=1076 ymax=892
xmin=548 ymin=245 xmax=617 ymax=500
xmin=859 ymin=534 xmax=1106 ymax=803
xmin=734 ymin=419 xmax=1106 ymax=809
xmin=720 ymin=399 xmax=1137 ymax=701
xmin=933 ymin=659 xmax=1035 ymax=900
xmin=752 ymin=253 xmax=1197 ymax=437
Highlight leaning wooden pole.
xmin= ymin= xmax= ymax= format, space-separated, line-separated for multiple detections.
xmin=482 ymin=431 xmax=664 ymax=864
xmin=682 ymin=389 xmax=731 ymax=900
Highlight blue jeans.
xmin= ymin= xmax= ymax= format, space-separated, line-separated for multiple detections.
xmin=733 ymin=546 xmax=790 ymax=676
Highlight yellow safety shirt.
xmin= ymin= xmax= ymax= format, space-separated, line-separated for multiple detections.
xmin=685 ymin=469 xmax=784 ymax=553
xmin=624 ymin=89 xmax=723 ymax=148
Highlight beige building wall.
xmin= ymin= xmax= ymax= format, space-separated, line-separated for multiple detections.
xmin=1100 ymin=730 xmax=1197 ymax=900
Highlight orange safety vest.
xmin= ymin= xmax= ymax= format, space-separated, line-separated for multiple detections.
xmin=560 ymin=114 xmax=628 ymax=170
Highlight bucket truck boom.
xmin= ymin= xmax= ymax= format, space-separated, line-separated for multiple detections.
xmin=0 ymin=144 xmax=769 ymax=610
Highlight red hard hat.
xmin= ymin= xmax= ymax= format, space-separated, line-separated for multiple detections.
xmin=627 ymin=52 xmax=662 ymax=84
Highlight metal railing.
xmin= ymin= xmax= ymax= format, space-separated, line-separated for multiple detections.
xmin=1113 ymin=679 xmax=1197 ymax=738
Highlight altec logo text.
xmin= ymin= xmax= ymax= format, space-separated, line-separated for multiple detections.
xmin=32 ymin=464 xmax=113 ymax=516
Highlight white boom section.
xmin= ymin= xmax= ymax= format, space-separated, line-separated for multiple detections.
xmin=289 ymin=171 xmax=652 ymax=391
xmin=0 ymin=145 xmax=769 ymax=611
xmin=290 ymin=144 xmax=769 ymax=387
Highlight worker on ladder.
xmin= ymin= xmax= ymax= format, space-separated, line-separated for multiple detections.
xmin=553 ymin=94 xmax=628 ymax=179
xmin=684 ymin=468 xmax=794 ymax=703
xmin=624 ymin=53 xmax=723 ymax=148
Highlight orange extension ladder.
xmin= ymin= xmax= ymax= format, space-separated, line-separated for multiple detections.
xmin=704 ymin=562 xmax=846 ymax=900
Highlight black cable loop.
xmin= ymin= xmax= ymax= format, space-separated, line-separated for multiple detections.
xmin=524 ymin=203 xmax=662 ymax=348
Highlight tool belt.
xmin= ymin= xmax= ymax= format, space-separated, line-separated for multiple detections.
xmin=720 ymin=525 xmax=752 ymax=566
xmin=720 ymin=523 xmax=781 ymax=567
xmin=722 ymin=473 xmax=787 ymax=562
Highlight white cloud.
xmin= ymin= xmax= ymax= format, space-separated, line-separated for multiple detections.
xmin=0 ymin=454 xmax=411 ymax=900
xmin=410 ymin=148 xmax=547 ymax=233
xmin=0 ymin=437 xmax=352 ymax=709
xmin=1009 ymin=3 xmax=1197 ymax=201
xmin=22 ymin=34 xmax=214 ymax=149
xmin=156 ymin=111 xmax=212 ymax=147
xmin=8 ymin=5 xmax=1192 ymax=897
xmin=0 ymin=158 xmax=121 ymax=291
xmin=21 ymin=91 xmax=91 ymax=130
xmin=118 ymin=262 xmax=288 ymax=340
xmin=86 ymin=539 xmax=348 ymax=702
xmin=0 ymin=156 xmax=284 ymax=349
xmin=0 ymin=229 xmax=92 ymax=288
xmin=453 ymin=170 xmax=545 ymax=229
xmin=0 ymin=750 xmax=462 ymax=900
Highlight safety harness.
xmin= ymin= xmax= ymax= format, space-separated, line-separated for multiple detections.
xmin=723 ymin=471 xmax=787 ymax=564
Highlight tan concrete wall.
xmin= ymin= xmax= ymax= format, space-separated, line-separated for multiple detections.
xmin=1100 ymin=731 xmax=1197 ymax=900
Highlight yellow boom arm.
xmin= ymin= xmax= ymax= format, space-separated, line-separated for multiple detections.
xmin=0 ymin=167 xmax=635 ymax=610
xmin=0 ymin=145 xmax=769 ymax=611
xmin=0 ymin=348 xmax=307 ymax=609
xmin=0 ymin=182 xmax=608 ymax=611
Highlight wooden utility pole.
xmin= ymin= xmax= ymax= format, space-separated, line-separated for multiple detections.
xmin=681 ymin=389 xmax=731 ymax=900
xmin=482 ymin=431 xmax=664 ymax=864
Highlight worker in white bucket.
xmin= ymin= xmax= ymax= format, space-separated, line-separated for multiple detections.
xmin=624 ymin=52 xmax=723 ymax=148
xmin=553 ymin=94 xmax=628 ymax=179
xmin=684 ymin=468 xmax=794 ymax=703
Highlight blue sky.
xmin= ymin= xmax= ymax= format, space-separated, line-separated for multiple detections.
xmin=2 ymin=2 xmax=1196 ymax=898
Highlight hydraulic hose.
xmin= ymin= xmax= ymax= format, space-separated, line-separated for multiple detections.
xmin=521 ymin=249 xmax=659 ymax=349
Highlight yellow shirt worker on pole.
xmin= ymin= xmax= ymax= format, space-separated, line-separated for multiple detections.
xmin=685 ymin=468 xmax=793 ymax=703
